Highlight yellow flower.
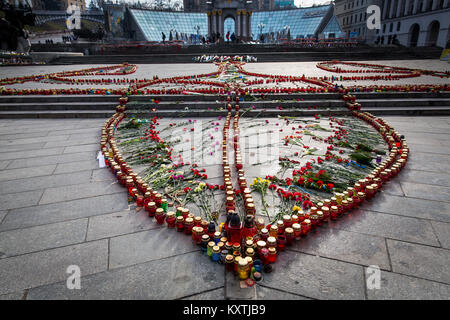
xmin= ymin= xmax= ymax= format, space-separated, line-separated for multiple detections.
xmin=292 ymin=205 xmax=301 ymax=213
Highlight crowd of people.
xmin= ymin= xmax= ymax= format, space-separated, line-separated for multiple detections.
xmin=193 ymin=55 xmax=257 ymax=63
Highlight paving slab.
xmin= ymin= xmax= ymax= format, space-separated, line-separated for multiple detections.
xmin=64 ymin=144 xmax=99 ymax=154
xmin=329 ymin=209 xmax=440 ymax=247
xmin=398 ymin=169 xmax=450 ymax=187
xmin=0 ymin=210 xmax=7 ymax=224
xmin=44 ymin=136 xmax=99 ymax=148
xmin=0 ymin=164 xmax=56 ymax=182
xmin=289 ymin=227 xmax=391 ymax=269
xmin=430 ymin=221 xmax=450 ymax=249
xmin=86 ymin=209 xmax=162 ymax=241
xmin=0 ymin=134 xmax=68 ymax=147
xmin=54 ymin=159 xmax=99 ymax=174
xmin=0 ymin=193 xmax=128 ymax=231
xmin=0 ymin=190 xmax=44 ymax=211
xmin=361 ymin=193 xmax=450 ymax=223
xmin=39 ymin=180 xmax=124 ymax=205
xmin=6 ymin=152 xmax=94 ymax=170
xmin=0 ymin=160 xmax=10 ymax=170
xmin=0 ymin=291 xmax=24 ymax=300
xmin=0 ymin=219 xmax=88 ymax=258
xmin=367 ymin=271 xmax=450 ymax=300
xmin=0 ymin=239 xmax=108 ymax=295
xmin=91 ymin=168 xmax=116 ymax=182
xmin=0 ymin=142 xmax=47 ymax=154
xmin=401 ymin=182 xmax=450 ymax=203
xmin=109 ymin=228 xmax=199 ymax=269
xmin=182 ymin=287 xmax=225 ymax=300
xmin=0 ymin=171 xmax=92 ymax=195
xmin=26 ymin=251 xmax=224 ymax=300
xmin=387 ymin=239 xmax=450 ymax=284
xmin=259 ymin=251 xmax=366 ymax=300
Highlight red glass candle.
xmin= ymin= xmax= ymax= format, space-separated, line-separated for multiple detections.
xmin=292 ymin=223 xmax=301 ymax=240
xmin=155 ymin=208 xmax=165 ymax=224
xmin=184 ymin=217 xmax=194 ymax=235
xmin=267 ymin=247 xmax=277 ymax=263
xmin=166 ymin=211 xmax=176 ymax=228
xmin=146 ymin=202 xmax=156 ymax=217
xmin=176 ymin=216 xmax=184 ymax=232
xmin=283 ymin=215 xmax=292 ymax=228
xmin=301 ymin=219 xmax=311 ymax=236
xmin=330 ymin=206 xmax=339 ymax=220
xmin=285 ymin=227 xmax=294 ymax=245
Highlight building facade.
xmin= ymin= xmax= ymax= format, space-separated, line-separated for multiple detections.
xmin=334 ymin=0 xmax=381 ymax=42
xmin=379 ymin=0 xmax=449 ymax=47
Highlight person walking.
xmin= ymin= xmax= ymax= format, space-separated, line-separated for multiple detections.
xmin=162 ymin=32 xmax=166 ymax=43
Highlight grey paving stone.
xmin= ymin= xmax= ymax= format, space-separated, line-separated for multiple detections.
xmin=0 ymin=134 xmax=68 ymax=147
xmin=401 ymin=182 xmax=450 ymax=203
xmin=0 ymin=210 xmax=7 ymax=224
xmin=0 ymin=193 xmax=128 ymax=231
xmin=0 ymin=239 xmax=108 ymax=295
xmin=39 ymin=180 xmax=124 ymax=205
xmin=48 ymin=127 xmax=100 ymax=137
xmin=0 ymin=160 xmax=10 ymax=170
xmin=64 ymin=144 xmax=99 ymax=154
xmin=408 ymin=143 xmax=450 ymax=155
xmin=91 ymin=168 xmax=115 ymax=182
xmin=367 ymin=271 xmax=450 ymax=300
xmin=109 ymin=228 xmax=199 ymax=269
xmin=0 ymin=291 xmax=24 ymax=300
xmin=6 ymin=152 xmax=94 ymax=170
xmin=329 ymin=209 xmax=440 ymax=246
xmin=260 ymin=251 xmax=365 ymax=300
xmin=54 ymin=159 xmax=99 ymax=174
xmin=0 ymin=171 xmax=91 ymax=195
xmin=256 ymin=285 xmax=311 ymax=300
xmin=381 ymin=181 xmax=404 ymax=197
xmin=398 ymin=169 xmax=450 ymax=187
xmin=406 ymin=152 xmax=450 ymax=173
xmin=387 ymin=239 xmax=450 ymax=284
xmin=0 ymin=142 xmax=46 ymax=153
xmin=44 ymin=136 xmax=99 ymax=148
xmin=26 ymin=251 xmax=224 ymax=300
xmin=0 ymin=164 xmax=56 ymax=182
xmin=290 ymin=228 xmax=391 ymax=270
xmin=431 ymin=221 xmax=450 ymax=249
xmin=0 ymin=190 xmax=43 ymax=210
xmin=86 ymin=210 xmax=162 ymax=241
xmin=0 ymin=131 xmax=49 ymax=141
xmin=0 ymin=219 xmax=88 ymax=258
xmin=363 ymin=193 xmax=450 ymax=223
xmin=182 ymin=287 xmax=224 ymax=300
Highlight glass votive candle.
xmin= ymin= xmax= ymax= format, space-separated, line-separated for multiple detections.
xmin=225 ymin=255 xmax=235 ymax=271
xmin=285 ymin=227 xmax=294 ymax=245
xmin=176 ymin=216 xmax=184 ymax=232
xmin=301 ymin=219 xmax=311 ymax=235
xmin=166 ymin=211 xmax=176 ymax=228
xmin=207 ymin=241 xmax=215 ymax=257
xmin=146 ymin=201 xmax=156 ymax=217
xmin=184 ymin=217 xmax=194 ymax=235
xmin=268 ymin=247 xmax=277 ymax=263
xmin=155 ymin=208 xmax=166 ymax=224
xmin=260 ymin=228 xmax=269 ymax=241
xmin=267 ymin=236 xmax=277 ymax=249
xmin=292 ymin=223 xmax=301 ymax=240
xmin=283 ymin=215 xmax=292 ymax=228
xmin=212 ymin=246 xmax=221 ymax=262
xmin=269 ymin=225 xmax=278 ymax=237
xmin=276 ymin=235 xmax=287 ymax=251
xmin=238 ymin=259 xmax=249 ymax=280
xmin=201 ymin=234 xmax=210 ymax=252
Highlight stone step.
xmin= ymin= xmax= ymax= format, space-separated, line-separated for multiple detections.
xmin=0 ymin=102 xmax=117 ymax=111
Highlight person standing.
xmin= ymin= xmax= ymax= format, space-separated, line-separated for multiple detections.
xmin=162 ymin=32 xmax=166 ymax=43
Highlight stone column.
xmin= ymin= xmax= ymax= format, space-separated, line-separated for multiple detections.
xmin=389 ymin=0 xmax=397 ymax=18
xmin=404 ymin=0 xmax=411 ymax=15
xmin=432 ymin=0 xmax=439 ymax=9
xmin=212 ymin=11 xmax=217 ymax=35
xmin=247 ymin=12 xmax=252 ymax=40
xmin=422 ymin=0 xmax=429 ymax=11
xmin=396 ymin=0 xmax=404 ymax=17
xmin=218 ymin=10 xmax=224 ymax=38
xmin=382 ymin=0 xmax=389 ymax=19
xmin=242 ymin=10 xmax=247 ymax=38
xmin=444 ymin=0 xmax=449 ymax=8
xmin=412 ymin=0 xmax=420 ymax=14
xmin=236 ymin=11 xmax=241 ymax=38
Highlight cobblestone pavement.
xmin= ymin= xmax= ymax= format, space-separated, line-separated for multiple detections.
xmin=0 ymin=115 xmax=449 ymax=300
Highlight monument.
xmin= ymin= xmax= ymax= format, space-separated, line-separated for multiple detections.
xmin=206 ymin=0 xmax=253 ymax=41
